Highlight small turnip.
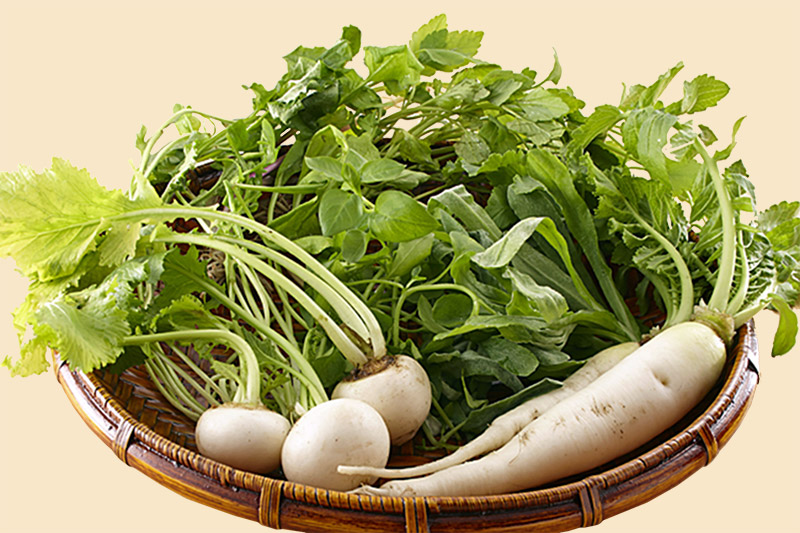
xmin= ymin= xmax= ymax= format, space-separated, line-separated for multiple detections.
xmin=332 ymin=354 xmax=431 ymax=446
xmin=195 ymin=403 xmax=291 ymax=474
xmin=281 ymin=398 xmax=390 ymax=491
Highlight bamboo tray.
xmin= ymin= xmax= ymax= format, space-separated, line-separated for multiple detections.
xmin=54 ymin=319 xmax=759 ymax=533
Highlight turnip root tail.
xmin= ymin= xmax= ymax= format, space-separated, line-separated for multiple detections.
xmin=361 ymin=322 xmax=725 ymax=497
xmin=338 ymin=342 xmax=638 ymax=480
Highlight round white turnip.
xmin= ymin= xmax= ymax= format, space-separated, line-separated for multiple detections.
xmin=195 ymin=403 xmax=291 ymax=474
xmin=332 ymin=354 xmax=431 ymax=446
xmin=281 ymin=398 xmax=390 ymax=491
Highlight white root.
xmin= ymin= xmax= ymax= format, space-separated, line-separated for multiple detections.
xmin=281 ymin=398 xmax=391 ymax=491
xmin=195 ymin=403 xmax=290 ymax=474
xmin=339 ymin=341 xmax=638 ymax=480
xmin=356 ymin=322 xmax=725 ymax=497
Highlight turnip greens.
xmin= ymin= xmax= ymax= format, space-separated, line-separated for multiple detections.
xmin=2 ymin=14 xmax=798 ymax=452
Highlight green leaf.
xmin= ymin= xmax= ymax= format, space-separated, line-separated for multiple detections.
xmin=305 ymin=156 xmax=344 ymax=181
xmin=387 ymin=130 xmax=435 ymax=168
xmin=759 ymin=201 xmax=800 ymax=234
xmin=622 ymin=108 xmax=678 ymax=184
xmin=428 ymin=185 xmax=502 ymax=239
xmin=666 ymin=74 xmax=730 ymax=115
xmin=526 ymin=150 xmax=638 ymax=338
xmin=540 ymin=49 xmax=562 ymax=85
xmin=417 ymin=295 xmax=447 ymax=334
xmin=145 ymin=247 xmax=215 ymax=325
xmin=33 ymin=280 xmax=133 ymax=373
xmin=432 ymin=293 xmax=473 ymax=328
xmin=2 ymin=336 xmax=49 ymax=377
xmin=269 ymin=197 xmax=321 ymax=239
xmin=259 ymin=121 xmax=278 ymax=165
xmin=454 ymin=131 xmax=491 ymax=165
xmin=459 ymin=350 xmax=524 ymax=392
xmin=360 ymin=158 xmax=406 ymax=183
xmin=225 ymin=119 xmax=252 ymax=152
xmin=771 ymin=296 xmax=798 ymax=356
xmin=369 ymin=190 xmax=439 ymax=242
xmin=97 ymin=221 xmax=142 ymax=267
xmin=294 ymin=235 xmax=335 ymax=254
xmin=364 ymin=45 xmax=425 ymax=92
xmin=511 ymin=87 xmax=570 ymax=121
xmin=386 ymin=233 xmax=435 ymax=278
xmin=567 ymin=104 xmax=624 ymax=155
xmin=319 ymin=189 xmax=364 ymax=236
xmin=150 ymin=294 xmax=221 ymax=333
xmin=460 ymin=378 xmax=560 ymax=434
xmin=415 ymin=26 xmax=483 ymax=72
xmin=504 ymin=267 xmax=569 ymax=323
xmin=621 ymin=63 xmax=684 ymax=110
xmin=341 ymin=229 xmax=368 ymax=263
xmin=409 ymin=14 xmax=449 ymax=53
xmin=479 ymin=336 xmax=539 ymax=376
xmin=433 ymin=314 xmax=567 ymax=345
xmin=714 ymin=116 xmax=746 ymax=161
xmin=0 ymin=159 xmax=162 ymax=281
xmin=471 ymin=217 xmax=552 ymax=269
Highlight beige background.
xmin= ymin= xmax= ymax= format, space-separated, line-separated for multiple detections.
xmin=1 ymin=1 xmax=798 ymax=532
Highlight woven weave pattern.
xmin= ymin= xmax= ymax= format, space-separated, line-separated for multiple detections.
xmin=56 ymin=322 xmax=759 ymax=532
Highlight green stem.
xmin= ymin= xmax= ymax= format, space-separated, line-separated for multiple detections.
xmin=156 ymin=346 xmax=223 ymax=408
xmin=169 ymin=344 xmax=231 ymax=403
xmin=392 ymin=283 xmax=483 ymax=345
xmin=628 ymin=209 xmax=694 ymax=325
xmin=122 ymin=328 xmax=261 ymax=406
xmin=732 ymin=279 xmax=776 ymax=328
xmin=144 ymin=359 xmax=204 ymax=421
xmin=695 ymin=139 xmax=737 ymax=312
xmin=161 ymin=232 xmax=368 ymax=367
xmin=164 ymin=261 xmax=328 ymax=405
xmin=214 ymin=234 xmax=370 ymax=345
xmin=727 ymin=239 xmax=750 ymax=315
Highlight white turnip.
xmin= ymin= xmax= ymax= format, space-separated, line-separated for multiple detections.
xmin=195 ymin=403 xmax=290 ymax=473
xmin=332 ymin=354 xmax=432 ymax=446
xmin=281 ymin=398 xmax=391 ymax=491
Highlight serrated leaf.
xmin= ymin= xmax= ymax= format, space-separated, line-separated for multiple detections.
xmin=364 ymin=45 xmax=425 ymax=92
xmin=0 ymin=159 xmax=162 ymax=281
xmin=33 ymin=282 xmax=131 ymax=373
xmin=409 ymin=14 xmax=449 ymax=53
xmin=666 ymin=74 xmax=730 ymax=115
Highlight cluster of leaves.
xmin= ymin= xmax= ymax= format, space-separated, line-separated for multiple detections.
xmin=3 ymin=14 xmax=798 ymax=446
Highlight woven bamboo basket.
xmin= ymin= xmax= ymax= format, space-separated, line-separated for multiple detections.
xmin=54 ymin=319 xmax=759 ymax=533
xmin=51 ymin=160 xmax=762 ymax=532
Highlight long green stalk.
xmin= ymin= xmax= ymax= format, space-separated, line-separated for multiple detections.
xmin=163 ymin=259 xmax=329 ymax=406
xmin=159 ymin=232 xmax=369 ymax=367
xmin=695 ymin=140 xmax=737 ymax=312
xmin=122 ymin=329 xmax=261 ymax=405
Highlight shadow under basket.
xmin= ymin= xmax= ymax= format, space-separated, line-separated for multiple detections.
xmin=55 ymin=320 xmax=760 ymax=533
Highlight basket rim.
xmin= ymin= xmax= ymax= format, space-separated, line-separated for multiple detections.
xmin=55 ymin=321 xmax=759 ymax=532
